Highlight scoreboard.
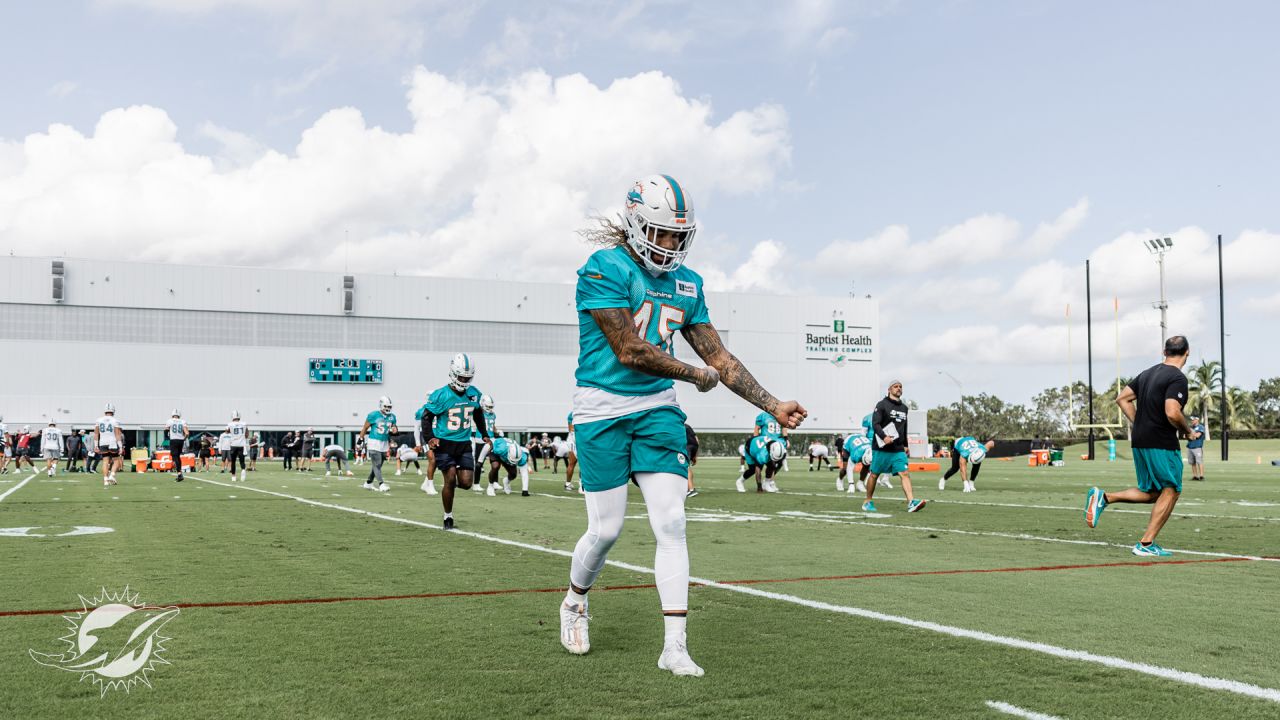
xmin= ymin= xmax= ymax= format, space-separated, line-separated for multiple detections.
xmin=308 ymin=358 xmax=383 ymax=384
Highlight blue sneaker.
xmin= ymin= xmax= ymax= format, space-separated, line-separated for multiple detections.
xmin=861 ymin=501 xmax=877 ymax=513
xmin=1132 ymin=542 xmax=1172 ymax=557
xmin=1084 ymin=487 xmax=1107 ymax=528
xmin=906 ymin=498 xmax=927 ymax=513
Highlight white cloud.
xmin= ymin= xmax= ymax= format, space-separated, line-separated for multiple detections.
xmin=1025 ymin=197 xmax=1088 ymax=253
xmin=0 ymin=68 xmax=791 ymax=278
xmin=1243 ymin=291 xmax=1280 ymax=314
xmin=46 ymin=80 xmax=79 ymax=98
xmin=274 ymin=58 xmax=338 ymax=97
xmin=701 ymin=240 xmax=788 ymax=292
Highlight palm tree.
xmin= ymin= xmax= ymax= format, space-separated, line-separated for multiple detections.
xmin=1226 ymin=386 xmax=1257 ymax=431
xmin=1188 ymin=361 xmax=1222 ymax=418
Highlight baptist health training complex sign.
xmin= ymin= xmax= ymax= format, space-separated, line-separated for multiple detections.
xmin=803 ymin=318 xmax=874 ymax=366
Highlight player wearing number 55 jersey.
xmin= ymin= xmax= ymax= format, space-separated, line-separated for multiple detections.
xmin=417 ymin=354 xmax=491 ymax=529
xmin=559 ymin=174 xmax=807 ymax=678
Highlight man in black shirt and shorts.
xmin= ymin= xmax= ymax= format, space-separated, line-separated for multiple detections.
xmin=1085 ymin=335 xmax=1200 ymax=557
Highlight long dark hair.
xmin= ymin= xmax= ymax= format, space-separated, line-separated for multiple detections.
xmin=579 ymin=215 xmax=628 ymax=247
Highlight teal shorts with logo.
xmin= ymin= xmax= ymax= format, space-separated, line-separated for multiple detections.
xmin=870 ymin=450 xmax=908 ymax=476
xmin=575 ymin=406 xmax=689 ymax=492
xmin=1132 ymin=447 xmax=1183 ymax=493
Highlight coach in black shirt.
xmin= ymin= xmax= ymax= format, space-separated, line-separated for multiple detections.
xmin=863 ymin=380 xmax=927 ymax=513
xmin=1084 ymin=335 xmax=1200 ymax=557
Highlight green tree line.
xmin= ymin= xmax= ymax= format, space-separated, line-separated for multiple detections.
xmin=927 ymin=364 xmax=1280 ymax=438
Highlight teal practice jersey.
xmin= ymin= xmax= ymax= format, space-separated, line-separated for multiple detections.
xmin=424 ymin=385 xmax=485 ymax=443
xmin=844 ymin=434 xmax=872 ymax=456
xmin=746 ymin=435 xmax=775 ymax=466
xmin=574 ymin=246 xmax=710 ymax=396
xmin=365 ymin=410 xmax=397 ymax=443
xmin=955 ymin=436 xmax=983 ymax=459
xmin=472 ymin=411 xmax=497 ymax=441
xmin=491 ymin=437 xmax=528 ymax=468
xmin=755 ymin=411 xmax=782 ymax=439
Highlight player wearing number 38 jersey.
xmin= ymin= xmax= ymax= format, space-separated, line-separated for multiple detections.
xmin=560 ymin=174 xmax=807 ymax=678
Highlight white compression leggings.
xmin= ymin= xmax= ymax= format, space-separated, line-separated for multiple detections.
xmin=569 ymin=472 xmax=689 ymax=612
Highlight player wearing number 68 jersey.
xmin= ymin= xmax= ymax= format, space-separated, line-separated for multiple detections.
xmin=418 ymin=353 xmax=491 ymax=529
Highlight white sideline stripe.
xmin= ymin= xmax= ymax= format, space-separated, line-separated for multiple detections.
xmin=777 ymin=489 xmax=1280 ymax=522
xmin=985 ymin=700 xmax=1064 ymax=720
xmin=0 ymin=473 xmax=37 ymax=502
xmin=194 ymin=477 xmax=1280 ymax=704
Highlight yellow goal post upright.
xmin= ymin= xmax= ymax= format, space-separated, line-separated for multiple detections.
xmin=1066 ymin=297 xmax=1126 ymax=457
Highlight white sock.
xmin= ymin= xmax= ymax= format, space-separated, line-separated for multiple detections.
xmin=443 ymin=512 xmax=453 ymax=520
xmin=565 ymin=588 xmax=588 ymax=608
xmin=663 ymin=614 xmax=687 ymax=646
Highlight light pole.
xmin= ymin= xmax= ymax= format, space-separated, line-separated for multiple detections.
xmin=937 ymin=371 xmax=963 ymax=393
xmin=1144 ymin=237 xmax=1173 ymax=345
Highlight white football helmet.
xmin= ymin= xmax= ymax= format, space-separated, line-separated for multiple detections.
xmin=860 ymin=447 xmax=873 ymax=466
xmin=23 ymin=425 xmax=31 ymax=432
xmin=378 ymin=395 xmax=393 ymax=413
xmin=969 ymin=447 xmax=986 ymax=464
xmin=448 ymin=353 xmax=475 ymax=392
xmin=620 ymin=174 xmax=697 ymax=276
xmin=768 ymin=440 xmax=787 ymax=463
xmin=480 ymin=395 xmax=495 ymax=413
xmin=231 ymin=410 xmax=241 ymax=420
xmin=103 ymin=402 xmax=115 ymax=413
xmin=505 ymin=442 xmax=521 ymax=465
xmin=172 ymin=409 xmax=181 ymax=418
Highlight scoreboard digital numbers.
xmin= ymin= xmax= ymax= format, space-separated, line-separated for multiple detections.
xmin=308 ymin=358 xmax=383 ymax=384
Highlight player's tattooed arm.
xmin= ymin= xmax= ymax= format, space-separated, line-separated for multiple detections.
xmin=590 ymin=308 xmax=708 ymax=387
xmin=683 ymin=322 xmax=808 ymax=428
xmin=682 ymin=323 xmax=777 ymax=411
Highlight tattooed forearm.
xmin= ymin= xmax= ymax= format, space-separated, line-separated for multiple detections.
xmin=590 ymin=308 xmax=701 ymax=383
xmin=682 ymin=323 xmax=778 ymax=413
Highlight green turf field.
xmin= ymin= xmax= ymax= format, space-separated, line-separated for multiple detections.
xmin=2 ymin=442 xmax=1279 ymax=719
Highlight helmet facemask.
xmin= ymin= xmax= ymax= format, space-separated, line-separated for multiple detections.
xmin=620 ymin=174 xmax=697 ymax=276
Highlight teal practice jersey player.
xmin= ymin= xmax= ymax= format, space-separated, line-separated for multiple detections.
xmin=561 ymin=174 xmax=808 ymax=678
xmin=755 ymin=411 xmax=783 ymax=439
xmin=419 ymin=353 xmax=492 ymax=530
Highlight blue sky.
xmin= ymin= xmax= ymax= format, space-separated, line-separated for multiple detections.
xmin=2 ymin=1 xmax=1277 ymax=410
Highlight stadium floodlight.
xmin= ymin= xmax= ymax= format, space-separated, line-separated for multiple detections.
xmin=1144 ymin=237 xmax=1173 ymax=344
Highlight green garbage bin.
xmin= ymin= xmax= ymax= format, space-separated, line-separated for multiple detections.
xmin=1049 ymin=449 xmax=1064 ymax=465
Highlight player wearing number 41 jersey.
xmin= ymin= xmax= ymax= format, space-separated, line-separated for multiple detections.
xmin=417 ymin=354 xmax=491 ymax=529
xmin=560 ymin=174 xmax=806 ymax=678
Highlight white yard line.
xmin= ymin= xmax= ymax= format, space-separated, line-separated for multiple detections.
xmin=985 ymin=700 xmax=1064 ymax=720
xmin=0 ymin=473 xmax=37 ymax=502
xmin=194 ymin=476 xmax=1280 ymax=705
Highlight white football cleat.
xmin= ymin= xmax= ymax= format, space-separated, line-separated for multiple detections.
xmin=240 ymin=470 xmax=246 ymax=482
xmin=938 ymin=477 xmax=947 ymax=491
xmin=362 ymin=482 xmax=375 ymax=491
xmin=855 ymin=480 xmax=866 ymax=493
xmin=375 ymin=483 xmax=390 ymax=493
xmin=473 ymin=483 xmax=484 ymax=493
xmin=325 ymin=471 xmax=332 ymax=477
xmin=735 ymin=477 xmax=745 ymax=493
xmin=395 ymin=470 xmax=402 ymax=476
xmin=764 ymin=480 xmax=779 ymax=493
xmin=578 ymin=486 xmax=585 ymax=495
xmin=657 ymin=635 xmax=704 ymax=677
xmin=422 ymin=480 xmax=438 ymax=495
xmin=879 ymin=477 xmax=893 ymax=489
xmin=835 ymin=477 xmax=845 ymax=492
xmin=486 ymin=484 xmax=496 ymax=497
xmin=560 ymin=602 xmax=590 ymax=655
xmin=503 ymin=480 xmax=511 ymax=495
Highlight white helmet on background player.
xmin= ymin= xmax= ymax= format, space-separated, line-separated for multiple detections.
xmin=448 ymin=353 xmax=475 ymax=392
xmin=504 ymin=441 xmax=521 ymax=465
xmin=378 ymin=396 xmax=393 ymax=414
xmin=104 ymin=402 xmax=115 ymax=414
xmin=23 ymin=425 xmax=30 ymax=433
xmin=172 ymin=409 xmax=181 ymax=418
xmin=768 ymin=439 xmax=787 ymax=463
xmin=969 ymin=447 xmax=986 ymax=464
xmin=231 ymin=410 xmax=241 ymax=421
xmin=620 ymin=174 xmax=697 ymax=276
xmin=480 ymin=395 xmax=495 ymax=413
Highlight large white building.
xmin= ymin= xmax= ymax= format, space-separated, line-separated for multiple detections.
xmin=0 ymin=255 xmax=887 ymax=449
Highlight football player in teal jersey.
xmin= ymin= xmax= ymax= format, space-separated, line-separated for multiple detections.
xmin=559 ymin=174 xmax=806 ymax=677
xmin=940 ymin=435 xmax=995 ymax=492
xmin=735 ymin=434 xmax=784 ymax=493
xmin=417 ymin=353 xmax=491 ymax=529
xmin=357 ymin=396 xmax=397 ymax=492
xmin=479 ymin=435 xmax=530 ymax=496
xmin=472 ymin=395 xmax=501 ymax=495
xmin=837 ymin=430 xmax=873 ymax=493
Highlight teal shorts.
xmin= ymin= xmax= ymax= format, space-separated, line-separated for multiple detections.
xmin=870 ymin=450 xmax=908 ymax=476
xmin=1132 ymin=447 xmax=1183 ymax=493
xmin=575 ymin=406 xmax=689 ymax=492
